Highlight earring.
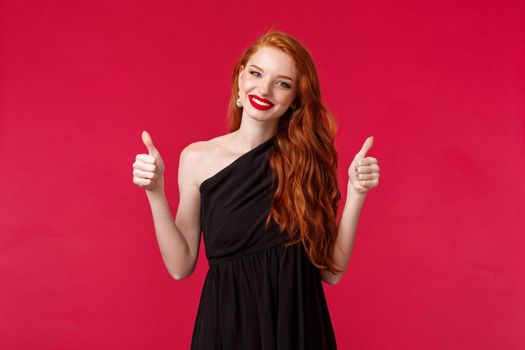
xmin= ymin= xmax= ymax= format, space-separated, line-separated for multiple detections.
xmin=236 ymin=96 xmax=242 ymax=108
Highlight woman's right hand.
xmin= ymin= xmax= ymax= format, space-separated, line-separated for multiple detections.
xmin=133 ymin=130 xmax=165 ymax=193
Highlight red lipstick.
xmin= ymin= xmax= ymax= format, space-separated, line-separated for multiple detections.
xmin=248 ymin=94 xmax=274 ymax=111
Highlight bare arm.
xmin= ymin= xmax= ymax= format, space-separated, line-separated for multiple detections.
xmin=145 ymin=144 xmax=202 ymax=280
xmin=320 ymin=136 xmax=380 ymax=286
xmin=320 ymin=188 xmax=366 ymax=285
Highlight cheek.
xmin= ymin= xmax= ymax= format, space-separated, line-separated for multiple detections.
xmin=239 ymin=77 xmax=255 ymax=93
xmin=278 ymin=92 xmax=295 ymax=105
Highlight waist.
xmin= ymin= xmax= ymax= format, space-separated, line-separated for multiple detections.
xmin=207 ymin=239 xmax=293 ymax=267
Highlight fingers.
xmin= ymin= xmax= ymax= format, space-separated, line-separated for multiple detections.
xmin=136 ymin=153 xmax=156 ymax=164
xmin=133 ymin=154 xmax=157 ymax=172
xmin=353 ymin=157 xmax=377 ymax=173
xmin=356 ymin=164 xmax=379 ymax=174
xmin=358 ymin=179 xmax=378 ymax=187
xmin=133 ymin=168 xmax=155 ymax=179
xmin=357 ymin=136 xmax=374 ymax=157
xmin=356 ymin=159 xmax=380 ymax=189
xmin=134 ymin=131 xmax=163 ymax=191
xmin=134 ymin=162 xmax=156 ymax=172
xmin=351 ymin=140 xmax=380 ymax=191
xmin=134 ymin=177 xmax=154 ymax=187
xmin=358 ymin=157 xmax=377 ymax=166
xmin=142 ymin=130 xmax=157 ymax=155
xmin=357 ymin=173 xmax=375 ymax=180
xmin=133 ymin=155 xmax=159 ymax=190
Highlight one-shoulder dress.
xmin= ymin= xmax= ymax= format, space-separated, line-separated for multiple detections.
xmin=191 ymin=135 xmax=338 ymax=349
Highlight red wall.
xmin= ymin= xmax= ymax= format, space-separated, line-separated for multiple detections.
xmin=1 ymin=0 xmax=523 ymax=349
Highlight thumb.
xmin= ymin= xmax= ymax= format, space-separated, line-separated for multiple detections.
xmin=356 ymin=136 xmax=374 ymax=158
xmin=142 ymin=130 xmax=158 ymax=156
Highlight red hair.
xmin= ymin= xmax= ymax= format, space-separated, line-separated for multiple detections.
xmin=227 ymin=29 xmax=342 ymax=274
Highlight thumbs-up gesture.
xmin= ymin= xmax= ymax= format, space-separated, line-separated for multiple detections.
xmin=347 ymin=136 xmax=380 ymax=195
xmin=133 ymin=130 xmax=166 ymax=193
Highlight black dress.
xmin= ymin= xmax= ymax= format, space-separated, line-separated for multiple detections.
xmin=190 ymin=135 xmax=338 ymax=349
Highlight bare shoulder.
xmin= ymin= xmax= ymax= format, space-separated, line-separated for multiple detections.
xmin=179 ymin=134 xmax=235 ymax=188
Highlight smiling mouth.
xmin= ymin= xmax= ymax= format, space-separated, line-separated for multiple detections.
xmin=248 ymin=95 xmax=274 ymax=110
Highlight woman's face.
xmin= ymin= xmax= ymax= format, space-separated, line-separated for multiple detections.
xmin=238 ymin=46 xmax=297 ymax=122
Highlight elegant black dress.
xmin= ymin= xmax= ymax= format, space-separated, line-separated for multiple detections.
xmin=190 ymin=136 xmax=337 ymax=349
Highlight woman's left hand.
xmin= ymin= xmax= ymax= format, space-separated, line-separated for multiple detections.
xmin=347 ymin=136 xmax=380 ymax=195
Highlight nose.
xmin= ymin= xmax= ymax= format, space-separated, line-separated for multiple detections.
xmin=257 ymin=78 xmax=272 ymax=96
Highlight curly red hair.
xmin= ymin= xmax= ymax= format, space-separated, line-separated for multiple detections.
xmin=227 ymin=29 xmax=342 ymax=275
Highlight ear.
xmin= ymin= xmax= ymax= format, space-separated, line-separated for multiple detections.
xmin=237 ymin=65 xmax=244 ymax=90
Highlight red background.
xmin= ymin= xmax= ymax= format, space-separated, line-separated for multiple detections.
xmin=1 ymin=0 xmax=524 ymax=349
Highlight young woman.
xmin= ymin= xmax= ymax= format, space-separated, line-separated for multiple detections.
xmin=133 ymin=30 xmax=380 ymax=349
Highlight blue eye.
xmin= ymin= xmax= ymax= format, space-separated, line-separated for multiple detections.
xmin=249 ymin=70 xmax=291 ymax=89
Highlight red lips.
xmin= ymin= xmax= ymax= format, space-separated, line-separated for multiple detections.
xmin=248 ymin=94 xmax=274 ymax=111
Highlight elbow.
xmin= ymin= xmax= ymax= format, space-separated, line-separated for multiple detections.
xmin=172 ymin=274 xmax=185 ymax=281
xmin=171 ymin=271 xmax=192 ymax=281
xmin=321 ymin=270 xmax=344 ymax=286
xmin=168 ymin=253 xmax=198 ymax=281
xmin=329 ymin=270 xmax=346 ymax=286
xmin=170 ymin=265 xmax=196 ymax=281
xmin=324 ymin=277 xmax=341 ymax=286
xmin=171 ymin=272 xmax=183 ymax=280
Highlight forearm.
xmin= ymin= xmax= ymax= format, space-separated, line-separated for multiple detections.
xmin=146 ymin=190 xmax=193 ymax=279
xmin=321 ymin=185 xmax=366 ymax=285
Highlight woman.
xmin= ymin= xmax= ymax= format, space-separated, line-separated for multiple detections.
xmin=133 ymin=30 xmax=380 ymax=349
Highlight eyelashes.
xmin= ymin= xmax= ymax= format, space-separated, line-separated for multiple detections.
xmin=249 ymin=70 xmax=291 ymax=89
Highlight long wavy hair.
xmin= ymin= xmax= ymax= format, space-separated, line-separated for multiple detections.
xmin=227 ymin=29 xmax=342 ymax=274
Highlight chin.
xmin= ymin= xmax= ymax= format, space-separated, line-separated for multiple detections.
xmin=247 ymin=110 xmax=281 ymax=121
xmin=249 ymin=106 xmax=283 ymax=116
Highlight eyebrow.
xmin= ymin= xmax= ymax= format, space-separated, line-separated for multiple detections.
xmin=249 ymin=64 xmax=294 ymax=82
